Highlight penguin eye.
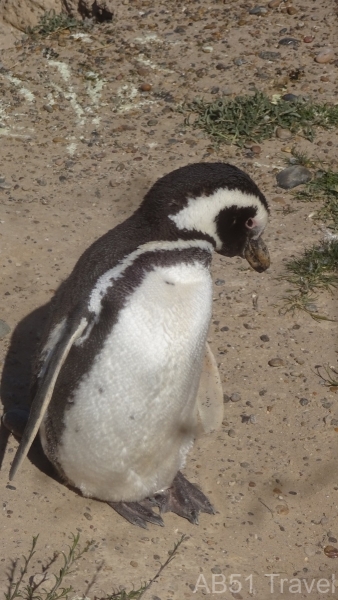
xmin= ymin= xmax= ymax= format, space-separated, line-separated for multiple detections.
xmin=246 ymin=218 xmax=255 ymax=229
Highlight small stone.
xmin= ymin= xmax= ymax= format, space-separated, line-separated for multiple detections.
xmin=249 ymin=481 xmax=256 ymax=487
xmin=6 ymin=485 xmax=16 ymax=490
xmin=276 ymin=504 xmax=289 ymax=515
xmin=136 ymin=67 xmax=149 ymax=77
xmin=83 ymin=512 xmax=92 ymax=520
xmin=0 ymin=319 xmax=11 ymax=339
xmin=282 ymin=93 xmax=298 ymax=102
xmin=53 ymin=137 xmax=67 ymax=143
xmin=276 ymin=127 xmax=292 ymax=140
xmin=287 ymin=6 xmax=297 ymax=14
xmin=260 ymin=334 xmax=269 ymax=342
xmin=202 ymin=46 xmax=213 ymax=53
xmin=221 ymin=326 xmax=229 ymax=331
xmin=329 ymin=537 xmax=338 ymax=543
xmin=306 ymin=303 xmax=318 ymax=313
xmin=140 ymin=83 xmax=152 ymax=92
xmin=0 ymin=182 xmax=11 ymax=190
xmin=211 ymin=566 xmax=222 ymax=574
xmin=276 ymin=165 xmax=312 ymax=189
xmin=230 ymin=392 xmax=241 ymax=402
xmin=211 ymin=86 xmax=220 ymax=94
xmin=240 ymin=462 xmax=249 ymax=468
xmin=268 ymin=0 xmax=282 ymax=7
xmin=216 ymin=63 xmax=228 ymax=71
xmin=174 ymin=26 xmax=185 ymax=34
xmin=222 ymin=87 xmax=233 ymax=96
xmin=43 ymin=104 xmax=53 ymax=113
xmin=130 ymin=561 xmax=138 ymax=567
xmin=303 ymin=35 xmax=314 ymax=43
xmin=259 ymin=51 xmax=281 ymax=61
xmin=250 ymin=145 xmax=261 ymax=154
xmin=0 ymin=175 xmax=5 ymax=183
xmin=268 ymin=358 xmax=284 ymax=367
xmin=315 ymin=48 xmax=334 ymax=64
xmin=233 ymin=57 xmax=246 ymax=66
xmin=249 ymin=6 xmax=268 ymax=15
xmin=147 ymin=119 xmax=158 ymax=126
xmin=324 ymin=546 xmax=338 ymax=558
xmin=300 ymin=398 xmax=309 ymax=406
xmin=215 ymin=279 xmax=225 ymax=286
xmin=116 ymin=163 xmax=125 ymax=172
xmin=228 ymin=429 xmax=236 ymax=438
xmin=279 ymin=37 xmax=300 ymax=48
xmin=223 ymin=394 xmax=231 ymax=403
xmin=331 ymin=419 xmax=338 ymax=427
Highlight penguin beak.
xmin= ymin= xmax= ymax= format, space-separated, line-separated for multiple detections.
xmin=244 ymin=236 xmax=270 ymax=273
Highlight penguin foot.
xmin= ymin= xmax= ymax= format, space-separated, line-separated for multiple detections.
xmin=153 ymin=471 xmax=215 ymax=525
xmin=2 ymin=409 xmax=30 ymax=438
xmin=108 ymin=500 xmax=164 ymax=529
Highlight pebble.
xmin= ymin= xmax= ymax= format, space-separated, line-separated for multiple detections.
xmin=215 ymin=278 xmax=225 ymax=286
xmin=268 ymin=358 xmax=284 ymax=367
xmin=306 ymin=303 xmax=318 ymax=313
xmin=116 ymin=163 xmax=125 ymax=172
xmin=0 ymin=175 xmax=5 ymax=183
xmin=315 ymin=48 xmax=334 ymax=64
xmin=130 ymin=561 xmax=138 ymax=567
xmin=282 ymin=93 xmax=298 ymax=102
xmin=240 ymin=462 xmax=250 ymax=468
xmin=233 ymin=57 xmax=246 ymax=66
xmin=279 ymin=37 xmax=300 ymax=48
xmin=43 ymin=104 xmax=53 ymax=113
xmin=230 ymin=392 xmax=241 ymax=402
xmin=276 ymin=504 xmax=289 ymax=515
xmin=268 ymin=0 xmax=282 ymax=6
xmin=324 ymin=546 xmax=338 ymax=558
xmin=276 ymin=127 xmax=292 ymax=140
xmin=140 ymin=83 xmax=152 ymax=92
xmin=299 ymin=398 xmax=309 ymax=406
xmin=0 ymin=182 xmax=11 ymax=190
xmin=147 ymin=119 xmax=158 ymax=126
xmin=259 ymin=51 xmax=281 ymax=61
xmin=260 ymin=334 xmax=270 ymax=342
xmin=83 ymin=512 xmax=92 ymax=520
xmin=303 ymin=36 xmax=314 ymax=43
xmin=223 ymin=394 xmax=231 ymax=403
xmin=276 ymin=166 xmax=312 ymax=189
xmin=211 ymin=566 xmax=222 ymax=574
xmin=228 ymin=429 xmax=236 ymax=438
xmin=0 ymin=319 xmax=11 ymax=339
xmin=249 ymin=6 xmax=268 ymax=15
xmin=53 ymin=137 xmax=67 ymax=143
xmin=202 ymin=46 xmax=213 ymax=53
xmin=287 ymin=6 xmax=297 ymax=15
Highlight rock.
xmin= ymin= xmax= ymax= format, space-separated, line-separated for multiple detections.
xmin=202 ymin=45 xmax=213 ymax=53
xmin=282 ymin=93 xmax=298 ymax=102
xmin=268 ymin=0 xmax=282 ymax=7
xmin=315 ymin=48 xmax=334 ymax=64
xmin=230 ymin=392 xmax=241 ymax=403
xmin=276 ymin=166 xmax=312 ymax=189
xmin=140 ymin=83 xmax=152 ymax=92
xmin=259 ymin=51 xmax=281 ymax=61
xmin=275 ymin=127 xmax=292 ymax=140
xmin=0 ymin=319 xmax=11 ymax=339
xmin=303 ymin=35 xmax=314 ymax=43
xmin=249 ymin=6 xmax=268 ymax=15
xmin=260 ymin=334 xmax=269 ymax=342
xmin=287 ymin=6 xmax=297 ymax=15
xmin=268 ymin=358 xmax=284 ymax=367
xmin=279 ymin=37 xmax=300 ymax=48
xmin=0 ymin=0 xmax=62 ymax=31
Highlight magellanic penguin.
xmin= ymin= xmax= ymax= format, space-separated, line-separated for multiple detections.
xmin=5 ymin=162 xmax=270 ymax=528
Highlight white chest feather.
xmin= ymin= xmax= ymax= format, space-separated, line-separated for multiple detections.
xmin=57 ymin=261 xmax=213 ymax=501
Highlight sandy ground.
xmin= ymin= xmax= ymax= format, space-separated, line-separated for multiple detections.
xmin=0 ymin=0 xmax=338 ymax=598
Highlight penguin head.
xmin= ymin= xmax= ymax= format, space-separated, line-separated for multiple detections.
xmin=141 ymin=162 xmax=269 ymax=264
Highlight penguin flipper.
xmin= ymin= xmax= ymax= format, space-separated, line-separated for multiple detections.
xmin=196 ymin=342 xmax=224 ymax=433
xmin=9 ymin=316 xmax=88 ymax=480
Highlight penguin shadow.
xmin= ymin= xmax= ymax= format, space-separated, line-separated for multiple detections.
xmin=0 ymin=302 xmax=55 ymax=480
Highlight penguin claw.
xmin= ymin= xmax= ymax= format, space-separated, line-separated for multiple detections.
xmin=108 ymin=500 xmax=164 ymax=529
xmin=153 ymin=471 xmax=215 ymax=524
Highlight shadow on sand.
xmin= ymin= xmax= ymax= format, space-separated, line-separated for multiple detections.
xmin=0 ymin=302 xmax=55 ymax=478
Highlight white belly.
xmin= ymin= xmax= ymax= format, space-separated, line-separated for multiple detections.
xmin=56 ymin=262 xmax=213 ymax=501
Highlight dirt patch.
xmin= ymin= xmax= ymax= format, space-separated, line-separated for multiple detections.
xmin=0 ymin=1 xmax=338 ymax=598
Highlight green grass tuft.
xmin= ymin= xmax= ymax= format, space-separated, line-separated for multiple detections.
xmin=183 ymin=92 xmax=338 ymax=147
xmin=26 ymin=10 xmax=85 ymax=37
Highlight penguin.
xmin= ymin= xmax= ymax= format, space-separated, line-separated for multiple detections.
xmin=4 ymin=162 xmax=270 ymax=528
